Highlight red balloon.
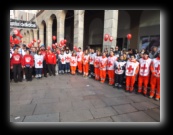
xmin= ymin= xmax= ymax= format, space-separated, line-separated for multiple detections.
xmin=31 ymin=41 xmax=34 ymax=44
xmin=127 ymin=34 xmax=132 ymax=40
xmin=55 ymin=43 xmax=58 ymax=46
xmin=104 ymin=34 xmax=109 ymax=41
xmin=64 ymin=39 xmax=67 ymax=44
xmin=13 ymin=38 xmax=19 ymax=44
xmin=52 ymin=44 xmax=56 ymax=49
xmin=52 ymin=36 xmax=56 ymax=41
xmin=37 ymin=39 xmax=41 ymax=43
xmin=33 ymin=39 xmax=36 ymax=42
xmin=19 ymin=34 xmax=23 ymax=38
xmin=109 ymin=36 xmax=113 ymax=42
xmin=60 ymin=40 xmax=64 ymax=45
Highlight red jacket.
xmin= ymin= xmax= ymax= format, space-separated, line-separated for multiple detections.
xmin=10 ymin=53 xmax=22 ymax=66
xmin=22 ymin=54 xmax=34 ymax=67
xmin=46 ymin=53 xmax=56 ymax=64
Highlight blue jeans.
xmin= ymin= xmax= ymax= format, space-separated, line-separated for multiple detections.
xmin=35 ymin=68 xmax=42 ymax=75
xmin=66 ymin=63 xmax=70 ymax=72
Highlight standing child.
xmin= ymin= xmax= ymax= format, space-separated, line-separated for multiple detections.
xmin=22 ymin=49 xmax=34 ymax=81
xmin=125 ymin=54 xmax=139 ymax=92
xmin=114 ymin=54 xmax=126 ymax=88
xmin=58 ymin=50 xmax=66 ymax=74
xmin=99 ymin=52 xmax=108 ymax=83
xmin=70 ymin=52 xmax=77 ymax=75
xmin=82 ymin=50 xmax=90 ymax=77
xmin=65 ymin=48 xmax=71 ymax=73
xmin=77 ymin=47 xmax=83 ymax=74
xmin=94 ymin=50 xmax=101 ymax=80
xmin=34 ymin=50 xmax=44 ymax=79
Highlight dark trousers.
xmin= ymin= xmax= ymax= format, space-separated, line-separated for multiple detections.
xmin=66 ymin=63 xmax=70 ymax=72
xmin=32 ymin=67 xmax=36 ymax=76
xmin=43 ymin=60 xmax=47 ymax=77
xmin=10 ymin=69 xmax=13 ymax=80
xmin=25 ymin=67 xmax=33 ymax=81
xmin=13 ymin=64 xmax=22 ymax=82
xmin=115 ymin=74 xmax=124 ymax=85
xmin=47 ymin=64 xmax=55 ymax=76
xmin=59 ymin=63 xmax=66 ymax=72
xmin=35 ymin=68 xmax=42 ymax=75
xmin=89 ymin=64 xmax=94 ymax=75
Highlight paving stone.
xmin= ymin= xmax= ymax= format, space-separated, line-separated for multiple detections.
xmin=85 ymin=117 xmax=113 ymax=122
xmin=112 ymin=104 xmax=138 ymax=114
xmin=144 ymin=108 xmax=160 ymax=122
xmin=89 ymin=99 xmax=107 ymax=108
xmin=72 ymin=100 xmax=95 ymax=110
xmin=23 ymin=113 xmax=60 ymax=122
xmin=90 ymin=107 xmax=118 ymax=118
xmin=10 ymin=115 xmax=25 ymax=122
xmin=111 ymin=111 xmax=156 ymax=122
xmin=60 ymin=109 xmax=93 ymax=122
xmin=131 ymin=101 xmax=159 ymax=111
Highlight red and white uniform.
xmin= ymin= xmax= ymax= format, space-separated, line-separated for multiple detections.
xmin=70 ymin=56 xmax=77 ymax=66
xmin=107 ymin=56 xmax=117 ymax=70
xmin=94 ymin=56 xmax=101 ymax=68
xmin=59 ymin=54 xmax=66 ymax=64
xmin=83 ymin=55 xmax=90 ymax=65
xmin=99 ymin=56 xmax=108 ymax=83
xmin=65 ymin=53 xmax=71 ymax=63
xmin=10 ymin=53 xmax=22 ymax=66
xmin=77 ymin=51 xmax=83 ymax=62
xmin=34 ymin=54 xmax=44 ymax=68
xmin=40 ymin=50 xmax=47 ymax=60
xmin=22 ymin=54 xmax=34 ymax=67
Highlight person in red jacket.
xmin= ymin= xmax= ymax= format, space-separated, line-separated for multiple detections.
xmin=46 ymin=49 xmax=56 ymax=76
xmin=40 ymin=45 xmax=48 ymax=77
xmin=10 ymin=47 xmax=22 ymax=83
xmin=22 ymin=49 xmax=34 ymax=81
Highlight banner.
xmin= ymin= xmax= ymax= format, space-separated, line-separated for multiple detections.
xmin=10 ymin=19 xmax=37 ymax=29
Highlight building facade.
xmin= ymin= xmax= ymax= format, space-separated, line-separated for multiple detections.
xmin=11 ymin=10 xmax=160 ymax=51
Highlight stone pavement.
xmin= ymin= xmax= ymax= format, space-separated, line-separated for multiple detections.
xmin=10 ymin=74 xmax=160 ymax=122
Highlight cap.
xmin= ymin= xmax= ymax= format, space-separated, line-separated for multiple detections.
xmin=78 ymin=47 xmax=81 ymax=49
xmin=40 ymin=45 xmax=45 ymax=48
xmin=22 ymin=44 xmax=26 ymax=47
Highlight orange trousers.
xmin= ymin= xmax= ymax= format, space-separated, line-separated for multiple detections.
xmin=150 ymin=75 xmax=160 ymax=99
xmin=83 ymin=64 xmax=89 ymax=76
xmin=94 ymin=67 xmax=100 ymax=80
xmin=126 ymin=76 xmax=136 ymax=92
xmin=77 ymin=62 xmax=82 ymax=73
xmin=138 ymin=76 xmax=149 ymax=95
xmin=100 ymin=70 xmax=106 ymax=83
xmin=70 ymin=66 xmax=76 ymax=74
xmin=107 ymin=70 xmax=115 ymax=85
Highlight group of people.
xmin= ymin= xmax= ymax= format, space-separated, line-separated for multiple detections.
xmin=10 ymin=44 xmax=160 ymax=101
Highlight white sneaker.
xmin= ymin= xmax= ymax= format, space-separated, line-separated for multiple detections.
xmin=149 ymin=96 xmax=153 ymax=99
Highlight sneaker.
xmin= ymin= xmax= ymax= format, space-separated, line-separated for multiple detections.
xmin=88 ymin=75 xmax=91 ymax=78
xmin=155 ymin=98 xmax=159 ymax=101
xmin=149 ymin=96 xmax=153 ymax=99
xmin=114 ymin=83 xmax=119 ymax=87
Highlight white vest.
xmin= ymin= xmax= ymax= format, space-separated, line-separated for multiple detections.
xmin=59 ymin=54 xmax=66 ymax=64
xmin=125 ymin=60 xmax=139 ymax=76
xmin=89 ymin=53 xmax=96 ymax=65
xmin=70 ymin=56 xmax=77 ymax=66
xmin=34 ymin=54 xmax=43 ymax=68
xmin=152 ymin=58 xmax=160 ymax=76
xmin=107 ymin=56 xmax=117 ymax=70
xmin=94 ymin=56 xmax=101 ymax=68
xmin=99 ymin=57 xmax=107 ymax=70
xmin=65 ymin=53 xmax=71 ymax=63
xmin=83 ymin=55 xmax=90 ymax=65
xmin=139 ymin=58 xmax=152 ymax=76
xmin=115 ymin=61 xmax=126 ymax=74
xmin=77 ymin=51 xmax=83 ymax=62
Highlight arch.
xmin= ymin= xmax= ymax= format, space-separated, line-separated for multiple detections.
xmin=41 ymin=20 xmax=47 ymax=46
xmin=49 ymin=14 xmax=57 ymax=43
xmin=84 ymin=10 xmax=104 ymax=51
xmin=64 ymin=10 xmax=74 ymax=50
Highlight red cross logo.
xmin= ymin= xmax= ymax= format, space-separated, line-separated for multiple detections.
xmin=155 ymin=64 xmax=160 ymax=73
xmin=77 ymin=55 xmax=80 ymax=59
xmin=90 ymin=57 xmax=93 ymax=62
xmin=95 ymin=61 xmax=99 ymax=65
xmin=37 ymin=61 xmax=42 ymax=66
xmin=83 ymin=57 xmax=87 ymax=61
xmin=61 ymin=58 xmax=65 ymax=62
xmin=66 ymin=56 xmax=70 ymax=61
xmin=127 ymin=65 xmax=134 ymax=72
xmin=107 ymin=61 xmax=113 ymax=67
xmin=141 ymin=64 xmax=147 ymax=74
xmin=71 ymin=60 xmax=75 ymax=64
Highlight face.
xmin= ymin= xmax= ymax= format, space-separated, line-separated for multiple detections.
xmin=143 ymin=54 xmax=148 ymax=59
xmin=115 ymin=47 xmax=118 ymax=51
xmin=26 ymin=50 xmax=30 ymax=54
xmin=61 ymin=51 xmax=64 ymax=55
xmin=153 ymin=47 xmax=157 ymax=52
xmin=131 ymin=56 xmax=135 ymax=60
xmin=120 ymin=55 xmax=124 ymax=60
xmin=110 ymin=51 xmax=113 ymax=56
xmin=102 ymin=52 xmax=106 ymax=57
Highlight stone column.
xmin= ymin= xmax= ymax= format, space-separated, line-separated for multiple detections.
xmin=103 ymin=10 xmax=118 ymax=52
xmin=29 ymin=30 xmax=33 ymax=43
xmin=39 ymin=26 xmax=44 ymax=46
xmin=33 ymin=29 xmax=38 ymax=47
xmin=46 ymin=22 xmax=52 ymax=47
xmin=57 ymin=11 xmax=65 ymax=44
xmin=74 ymin=10 xmax=84 ymax=50
xmin=26 ymin=32 xmax=29 ymax=45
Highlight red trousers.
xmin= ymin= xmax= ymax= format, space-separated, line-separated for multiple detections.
xmin=77 ymin=62 xmax=82 ymax=73
xmin=150 ymin=75 xmax=160 ymax=99
xmin=83 ymin=64 xmax=89 ymax=76
xmin=70 ymin=66 xmax=76 ymax=74
xmin=94 ymin=67 xmax=100 ymax=80
xmin=100 ymin=70 xmax=106 ymax=83
xmin=107 ymin=70 xmax=114 ymax=85
xmin=126 ymin=76 xmax=136 ymax=92
xmin=138 ymin=75 xmax=149 ymax=95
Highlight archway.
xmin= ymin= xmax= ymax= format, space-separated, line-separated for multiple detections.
xmin=51 ymin=14 xmax=57 ymax=44
xmin=41 ymin=20 xmax=46 ymax=47
xmin=64 ymin=10 xmax=74 ymax=50
xmin=84 ymin=10 xmax=104 ymax=51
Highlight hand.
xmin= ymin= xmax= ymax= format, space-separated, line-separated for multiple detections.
xmin=22 ymin=66 xmax=25 ymax=68
xmin=30 ymin=66 xmax=32 ymax=68
xmin=11 ymin=66 xmax=13 ymax=69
